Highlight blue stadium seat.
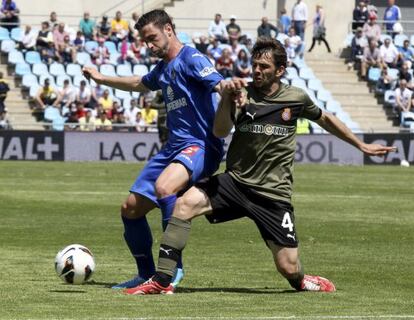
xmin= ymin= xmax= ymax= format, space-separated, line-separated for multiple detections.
xmin=284 ymin=67 xmax=299 ymax=81
xmin=133 ymin=64 xmax=148 ymax=76
xmin=307 ymin=78 xmax=323 ymax=92
xmin=299 ymin=67 xmax=315 ymax=81
xmin=326 ymin=100 xmax=343 ymax=114
xmin=123 ymin=96 xmax=131 ymax=109
xmin=85 ymin=41 xmax=98 ymax=54
xmin=32 ymin=63 xmax=49 ymax=77
xmin=131 ymin=91 xmax=140 ymax=99
xmin=15 ymin=63 xmax=31 ymax=77
xmin=317 ymin=89 xmax=332 ymax=103
xmin=56 ymin=74 xmax=72 ymax=87
xmin=276 ymin=33 xmax=289 ymax=44
xmin=411 ymin=35 xmax=414 ymax=47
xmin=177 ymin=32 xmax=191 ymax=44
xmin=394 ymin=34 xmax=408 ymax=48
xmin=44 ymin=106 xmax=61 ymax=121
xmin=1 ymin=39 xmax=15 ymax=53
xmin=29 ymin=84 xmax=40 ymax=98
xmin=368 ymin=67 xmax=381 ymax=83
xmin=104 ymin=41 xmax=117 ymax=54
xmin=22 ymin=73 xmax=38 ymax=88
xmin=8 ymin=50 xmax=24 ymax=65
xmin=380 ymin=34 xmax=392 ymax=43
xmin=109 ymin=52 xmax=121 ymax=65
xmin=344 ymin=33 xmax=354 ymax=47
xmin=0 ymin=27 xmax=10 ymax=40
xmin=52 ymin=116 xmax=65 ymax=131
xmin=39 ymin=74 xmax=56 ymax=87
xmin=66 ymin=63 xmax=82 ymax=77
xmin=73 ymin=75 xmax=87 ymax=87
xmin=387 ymin=68 xmax=399 ymax=81
xmin=49 ymin=62 xmax=66 ymax=77
xmin=384 ymin=90 xmax=396 ymax=108
xmin=76 ymin=51 xmax=92 ymax=66
xmin=115 ymin=89 xmax=131 ymax=100
xmin=293 ymin=57 xmax=307 ymax=69
xmin=25 ymin=51 xmax=41 ymax=65
xmin=100 ymin=64 xmax=116 ymax=76
xmin=291 ymin=78 xmax=307 ymax=90
xmin=10 ymin=27 xmax=22 ymax=42
xmin=117 ymin=64 xmax=133 ymax=77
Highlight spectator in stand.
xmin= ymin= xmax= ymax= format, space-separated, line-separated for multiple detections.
xmin=73 ymin=31 xmax=85 ymax=52
xmin=291 ymin=0 xmax=308 ymax=40
xmin=78 ymin=109 xmax=95 ymax=131
xmin=141 ymin=97 xmax=158 ymax=127
xmin=75 ymin=80 xmax=92 ymax=108
xmin=383 ymin=0 xmax=401 ymax=37
xmin=207 ymin=38 xmax=222 ymax=61
xmin=56 ymin=34 xmax=76 ymax=64
xmin=208 ymin=13 xmax=228 ymax=43
xmin=98 ymin=88 xmax=113 ymax=111
xmin=234 ymin=49 xmax=251 ymax=78
xmin=151 ymin=90 xmax=168 ymax=145
xmin=135 ymin=111 xmax=146 ymax=132
xmin=36 ymin=21 xmax=53 ymax=51
xmin=79 ymin=12 xmax=95 ymax=41
xmin=96 ymin=15 xmax=111 ymax=40
xmin=194 ymin=35 xmax=209 ymax=55
xmin=229 ymin=39 xmax=242 ymax=62
xmin=287 ymin=27 xmax=304 ymax=58
xmin=95 ymin=111 xmax=112 ymax=131
xmin=129 ymin=12 xmax=140 ymax=41
xmin=362 ymin=12 xmax=381 ymax=45
xmin=348 ymin=27 xmax=368 ymax=70
xmin=0 ymin=0 xmax=19 ymax=31
xmin=395 ymin=79 xmax=412 ymax=117
xmin=53 ymin=23 xmax=69 ymax=51
xmin=0 ymin=72 xmax=9 ymax=113
xmin=0 ymin=110 xmax=11 ymax=130
xmin=226 ymin=15 xmax=241 ymax=44
xmin=308 ymin=4 xmax=331 ymax=53
xmin=18 ymin=25 xmax=36 ymax=51
xmin=49 ymin=11 xmax=59 ymax=30
xmin=90 ymin=84 xmax=105 ymax=108
xmin=399 ymin=62 xmax=413 ymax=89
xmin=399 ymin=40 xmax=414 ymax=68
xmin=35 ymin=78 xmax=58 ymax=110
xmin=352 ymin=1 xmax=368 ymax=32
xmin=279 ymin=8 xmax=291 ymax=34
xmin=56 ymin=79 xmax=75 ymax=111
xmin=380 ymin=38 xmax=400 ymax=69
xmin=110 ymin=11 xmax=129 ymax=44
xmin=215 ymin=48 xmax=234 ymax=79
xmin=124 ymin=98 xmax=140 ymax=127
xmin=284 ymin=37 xmax=296 ymax=61
xmin=120 ymin=37 xmax=148 ymax=65
xmin=92 ymin=37 xmax=110 ymax=66
xmin=39 ymin=41 xmax=57 ymax=64
xmin=375 ymin=68 xmax=392 ymax=95
xmin=257 ymin=17 xmax=278 ymax=39
xmin=361 ymin=39 xmax=382 ymax=80
xmin=75 ymin=101 xmax=86 ymax=120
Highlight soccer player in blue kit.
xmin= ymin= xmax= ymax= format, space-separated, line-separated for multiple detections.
xmin=83 ymin=9 xmax=227 ymax=289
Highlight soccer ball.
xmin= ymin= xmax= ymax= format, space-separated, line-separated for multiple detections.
xmin=54 ymin=244 xmax=95 ymax=284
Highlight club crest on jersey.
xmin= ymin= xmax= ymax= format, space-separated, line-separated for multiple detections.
xmin=281 ymin=108 xmax=292 ymax=121
xmin=181 ymin=146 xmax=200 ymax=156
xmin=166 ymin=85 xmax=174 ymax=101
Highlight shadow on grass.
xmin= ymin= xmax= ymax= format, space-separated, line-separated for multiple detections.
xmin=84 ymin=280 xmax=118 ymax=288
xmin=176 ymin=287 xmax=297 ymax=294
xmin=49 ymin=290 xmax=87 ymax=293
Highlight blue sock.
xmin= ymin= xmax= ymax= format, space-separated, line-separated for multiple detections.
xmin=158 ymin=194 xmax=183 ymax=269
xmin=122 ymin=216 xmax=155 ymax=280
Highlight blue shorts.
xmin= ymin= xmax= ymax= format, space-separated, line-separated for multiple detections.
xmin=130 ymin=144 xmax=222 ymax=206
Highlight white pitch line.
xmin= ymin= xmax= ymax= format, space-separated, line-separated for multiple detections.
xmin=23 ymin=316 xmax=414 ymax=320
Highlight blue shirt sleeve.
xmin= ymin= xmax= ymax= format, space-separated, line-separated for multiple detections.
xmin=141 ymin=62 xmax=163 ymax=91
xmin=185 ymin=51 xmax=223 ymax=92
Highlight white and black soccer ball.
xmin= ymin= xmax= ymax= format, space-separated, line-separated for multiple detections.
xmin=54 ymin=244 xmax=95 ymax=285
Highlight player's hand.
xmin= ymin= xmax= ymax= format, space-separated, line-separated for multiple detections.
xmin=82 ymin=66 xmax=104 ymax=84
xmin=360 ymin=143 xmax=397 ymax=156
xmin=222 ymin=78 xmax=248 ymax=107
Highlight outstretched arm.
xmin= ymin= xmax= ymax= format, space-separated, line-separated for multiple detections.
xmin=316 ymin=111 xmax=396 ymax=156
xmin=82 ymin=66 xmax=150 ymax=93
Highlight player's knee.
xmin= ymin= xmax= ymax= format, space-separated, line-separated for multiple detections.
xmin=155 ymin=180 xmax=175 ymax=198
xmin=173 ymin=196 xmax=197 ymax=221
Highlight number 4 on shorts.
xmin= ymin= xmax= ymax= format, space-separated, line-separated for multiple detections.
xmin=281 ymin=212 xmax=294 ymax=232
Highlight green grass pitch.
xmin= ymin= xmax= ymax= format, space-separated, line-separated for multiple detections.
xmin=0 ymin=161 xmax=413 ymax=319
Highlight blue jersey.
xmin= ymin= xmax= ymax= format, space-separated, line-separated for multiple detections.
xmin=141 ymin=45 xmax=224 ymax=154
xmin=384 ymin=5 xmax=401 ymax=30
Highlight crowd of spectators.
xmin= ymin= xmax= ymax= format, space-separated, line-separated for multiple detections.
xmin=348 ymin=0 xmax=414 ymax=128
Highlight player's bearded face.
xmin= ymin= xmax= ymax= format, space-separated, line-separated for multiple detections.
xmin=252 ymin=53 xmax=278 ymax=91
xmin=140 ymin=24 xmax=170 ymax=58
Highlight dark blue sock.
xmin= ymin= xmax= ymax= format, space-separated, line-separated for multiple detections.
xmin=122 ymin=216 xmax=155 ymax=280
xmin=158 ymin=194 xmax=183 ymax=269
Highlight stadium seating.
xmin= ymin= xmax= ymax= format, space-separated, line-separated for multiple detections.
xmin=1 ymin=39 xmax=15 ymax=53
xmin=22 ymin=73 xmax=38 ymax=88
xmin=394 ymin=34 xmax=408 ymax=48
xmin=0 ymin=27 xmax=10 ymax=41
xmin=100 ymin=64 xmax=116 ymax=77
xmin=25 ymin=51 xmax=41 ymax=65
xmin=49 ymin=62 xmax=66 ymax=77
xmin=117 ymin=64 xmax=133 ymax=77
xmin=32 ymin=63 xmax=49 ymax=77
xmin=56 ymin=74 xmax=72 ymax=87
xmin=66 ymin=63 xmax=82 ymax=77
xmin=8 ymin=50 xmax=24 ymax=65
xmin=15 ymin=63 xmax=31 ymax=77
xmin=10 ymin=27 xmax=22 ymax=42
xmin=133 ymin=64 xmax=149 ymax=76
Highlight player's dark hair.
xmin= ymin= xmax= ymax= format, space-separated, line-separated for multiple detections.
xmin=252 ymin=37 xmax=287 ymax=69
xmin=135 ymin=9 xmax=175 ymax=34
